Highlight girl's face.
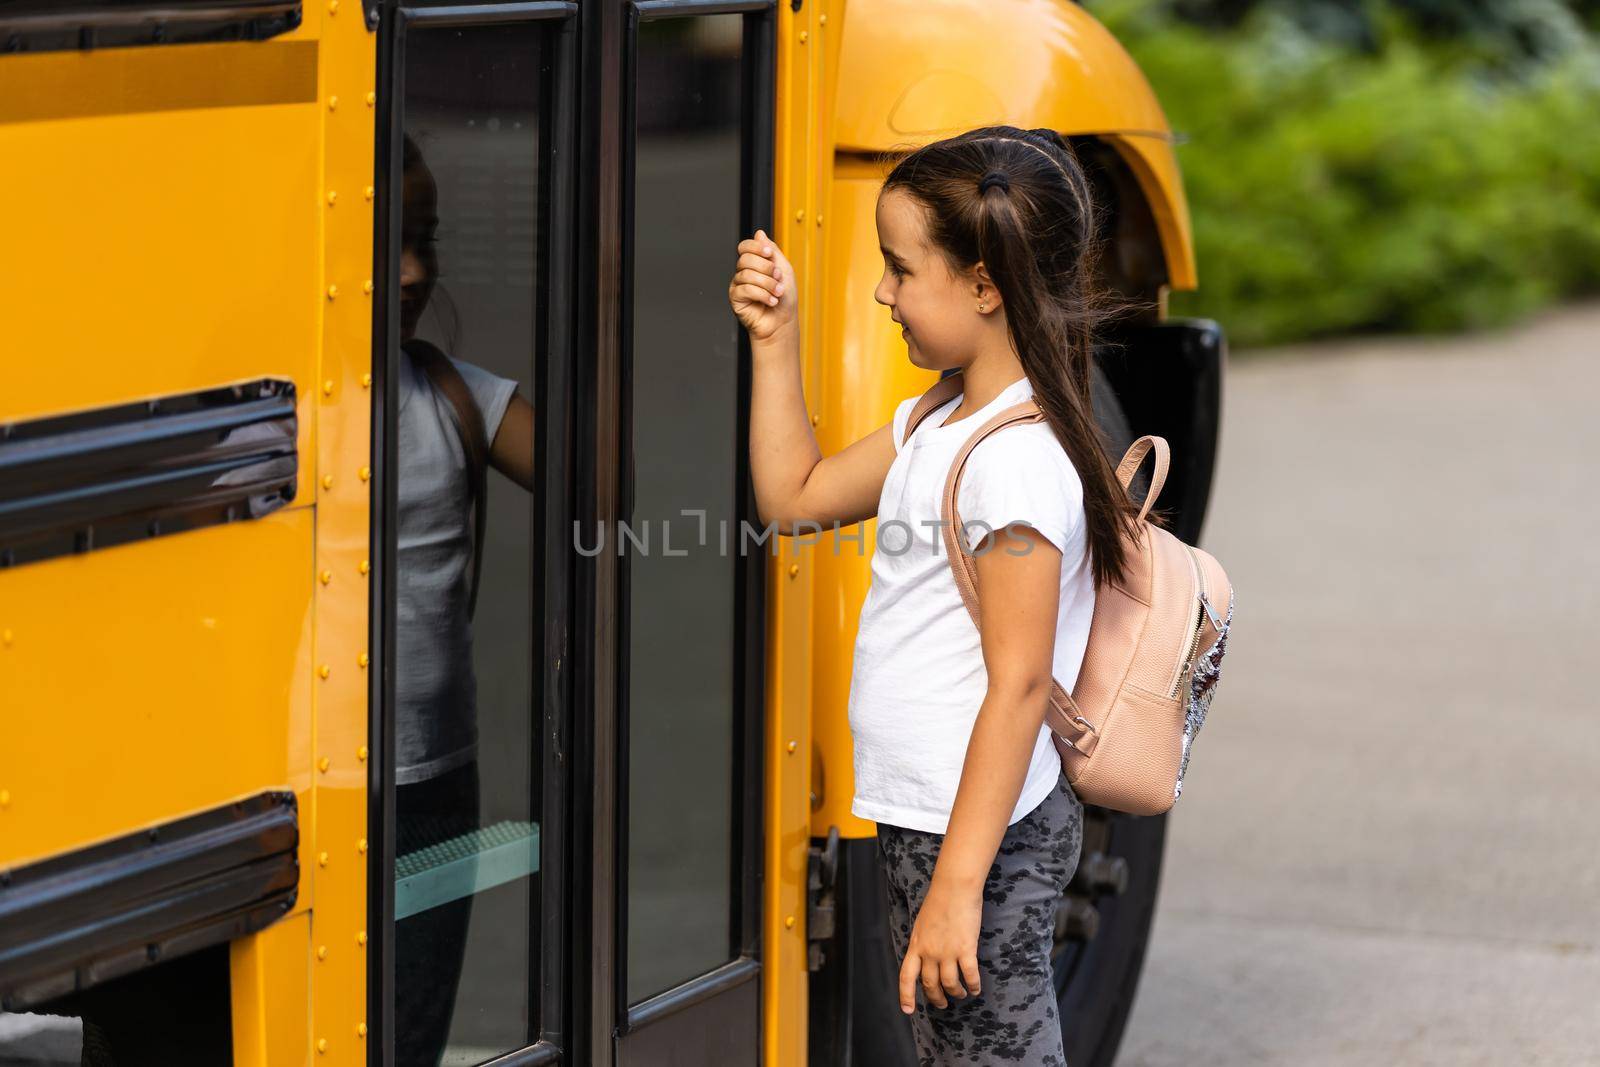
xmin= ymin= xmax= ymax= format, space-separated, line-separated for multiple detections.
xmin=873 ymin=188 xmax=991 ymax=371
xmin=399 ymin=160 xmax=439 ymax=341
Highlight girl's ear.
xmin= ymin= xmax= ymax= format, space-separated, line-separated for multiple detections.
xmin=972 ymin=261 xmax=1002 ymax=314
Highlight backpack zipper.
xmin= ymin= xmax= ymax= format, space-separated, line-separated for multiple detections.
xmin=1168 ymin=544 xmax=1210 ymax=700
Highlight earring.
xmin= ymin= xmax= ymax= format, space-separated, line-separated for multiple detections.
xmin=977 ymin=303 xmax=987 ymax=312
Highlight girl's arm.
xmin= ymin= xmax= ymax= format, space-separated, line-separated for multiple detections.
xmin=489 ymin=394 xmax=535 ymax=492
xmin=897 ymin=525 xmax=1063 ymax=1013
xmin=731 ymin=231 xmax=898 ymax=533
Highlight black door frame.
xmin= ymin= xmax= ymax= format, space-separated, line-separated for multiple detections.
xmin=371 ymin=3 xmax=579 ymax=1065
xmin=602 ymin=0 xmax=776 ymax=1062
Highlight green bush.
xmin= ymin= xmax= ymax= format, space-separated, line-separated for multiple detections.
xmin=1088 ymin=1 xmax=1600 ymax=346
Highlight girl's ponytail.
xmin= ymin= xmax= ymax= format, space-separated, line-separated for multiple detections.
xmin=885 ymin=126 xmax=1141 ymax=588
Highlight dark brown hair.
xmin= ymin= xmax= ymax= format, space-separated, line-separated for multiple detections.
xmin=883 ymin=126 xmax=1140 ymax=588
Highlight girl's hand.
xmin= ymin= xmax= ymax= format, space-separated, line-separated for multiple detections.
xmin=898 ymin=880 xmax=983 ymax=1014
xmin=729 ymin=229 xmax=798 ymax=341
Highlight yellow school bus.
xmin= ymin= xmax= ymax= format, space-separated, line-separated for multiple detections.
xmin=0 ymin=0 xmax=1223 ymax=1064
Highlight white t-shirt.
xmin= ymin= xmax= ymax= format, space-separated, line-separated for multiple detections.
xmin=395 ymin=348 xmax=519 ymax=785
xmin=847 ymin=374 xmax=1095 ymax=834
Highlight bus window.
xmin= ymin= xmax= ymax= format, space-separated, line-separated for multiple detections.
xmin=394 ymin=20 xmax=545 ymax=1065
xmin=625 ymin=11 xmax=756 ymax=1007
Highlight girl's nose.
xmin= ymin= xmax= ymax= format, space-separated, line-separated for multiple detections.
xmin=873 ymin=276 xmax=893 ymax=308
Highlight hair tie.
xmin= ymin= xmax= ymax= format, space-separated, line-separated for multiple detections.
xmin=978 ymin=171 xmax=1010 ymax=195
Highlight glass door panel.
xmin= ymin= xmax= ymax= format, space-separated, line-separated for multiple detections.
xmin=624 ymin=11 xmax=748 ymax=1006
xmin=393 ymin=19 xmax=546 ymax=1065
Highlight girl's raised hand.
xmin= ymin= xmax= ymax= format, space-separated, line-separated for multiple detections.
xmin=729 ymin=229 xmax=797 ymax=341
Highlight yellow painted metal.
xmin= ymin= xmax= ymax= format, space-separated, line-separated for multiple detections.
xmin=0 ymin=4 xmax=372 ymax=1061
xmin=304 ymin=1 xmax=377 ymax=1061
xmin=231 ymin=911 xmax=313 ymax=1067
xmin=831 ymin=0 xmax=1196 ymax=291
xmin=0 ymin=516 xmax=316 ymax=869
xmin=0 ymin=50 xmax=320 ymax=510
xmin=762 ymin=1 xmax=829 ymax=1062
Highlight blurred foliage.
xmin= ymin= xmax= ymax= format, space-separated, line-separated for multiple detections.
xmin=1087 ymin=0 xmax=1600 ymax=346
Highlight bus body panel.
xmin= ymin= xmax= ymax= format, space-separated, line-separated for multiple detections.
xmin=0 ymin=5 xmax=373 ymax=1060
xmin=831 ymin=0 xmax=1196 ymax=290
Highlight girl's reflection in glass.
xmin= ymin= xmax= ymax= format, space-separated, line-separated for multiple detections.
xmin=393 ymin=134 xmax=534 ymax=1067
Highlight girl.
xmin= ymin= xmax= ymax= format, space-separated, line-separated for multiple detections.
xmin=728 ymin=126 xmax=1140 ymax=1065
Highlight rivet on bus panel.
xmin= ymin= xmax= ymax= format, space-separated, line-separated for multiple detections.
xmin=816 ymin=215 xmax=824 ymax=227
xmin=327 ymin=285 xmax=339 ymax=300
xmin=358 ymin=652 xmax=369 ymax=668
xmin=322 ymin=474 xmax=334 ymax=490
xmin=2 ymin=629 xmax=11 ymax=647
xmin=359 ymin=560 xmax=370 ymax=576
xmin=364 ymin=280 xmax=374 ymax=294
xmin=820 ymin=13 xmax=828 ymax=24
xmin=324 ymin=379 xmax=336 ymax=395
xmin=787 ymin=740 xmax=798 ymax=754
xmin=317 ymin=1039 xmax=328 ymax=1054
xmin=358 ymin=930 xmax=368 ymax=945
xmin=328 ymin=0 xmax=339 ymax=12
xmin=317 ymin=945 xmax=328 ymax=960
xmin=319 ymin=851 xmax=329 ymax=867
xmin=319 ymin=664 xmax=332 ymax=680
xmin=788 ymin=564 xmax=799 ymax=578
xmin=321 ymin=570 xmax=333 ymax=585
xmin=357 ymin=746 xmax=369 ymax=762
xmin=811 ymin=413 xmax=820 ymax=426
xmin=795 ymin=209 xmax=805 ymax=223
xmin=319 ymin=757 xmax=331 ymax=773
xmin=361 ymin=373 xmax=372 ymax=388
xmin=799 ymin=30 xmax=808 ymax=43
xmin=358 ymin=838 xmax=368 ymax=853
xmin=0 ymin=790 xmax=11 ymax=808
xmin=366 ymin=91 xmax=376 ymax=107
xmin=360 ymin=466 xmax=371 ymax=482
xmin=358 ymin=1024 xmax=368 ymax=1038
xmin=328 ymin=95 xmax=339 ymax=111
xmin=785 ymin=915 xmax=796 ymax=929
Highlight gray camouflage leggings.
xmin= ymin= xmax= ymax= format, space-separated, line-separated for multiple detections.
xmin=877 ymin=775 xmax=1085 ymax=1066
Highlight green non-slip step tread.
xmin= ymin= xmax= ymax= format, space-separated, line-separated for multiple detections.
xmin=395 ymin=820 xmax=540 ymax=920
xmin=395 ymin=819 xmax=537 ymax=879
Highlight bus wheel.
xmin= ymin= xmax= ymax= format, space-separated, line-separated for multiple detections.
xmin=1054 ymin=807 xmax=1166 ymax=1067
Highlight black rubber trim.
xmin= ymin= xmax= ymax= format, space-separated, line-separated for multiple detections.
xmin=0 ymin=2 xmax=301 ymax=54
xmin=0 ymin=378 xmax=297 ymax=568
xmin=1096 ymin=319 xmax=1226 ymax=545
xmin=0 ymin=790 xmax=300 ymax=1011
xmin=632 ymin=0 xmax=772 ymax=17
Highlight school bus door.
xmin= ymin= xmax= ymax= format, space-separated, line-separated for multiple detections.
xmin=372 ymin=3 xmax=773 ymax=1064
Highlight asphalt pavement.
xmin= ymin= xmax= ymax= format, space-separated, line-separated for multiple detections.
xmin=1114 ymin=303 xmax=1600 ymax=1066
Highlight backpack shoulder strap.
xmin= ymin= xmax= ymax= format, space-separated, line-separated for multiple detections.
xmin=937 ymin=399 xmax=1045 ymax=628
xmin=900 ymin=372 xmax=966 ymax=446
xmin=405 ymin=339 xmax=490 ymax=619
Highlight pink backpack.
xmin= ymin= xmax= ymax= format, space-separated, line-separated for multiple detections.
xmin=903 ymin=375 xmax=1233 ymax=815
